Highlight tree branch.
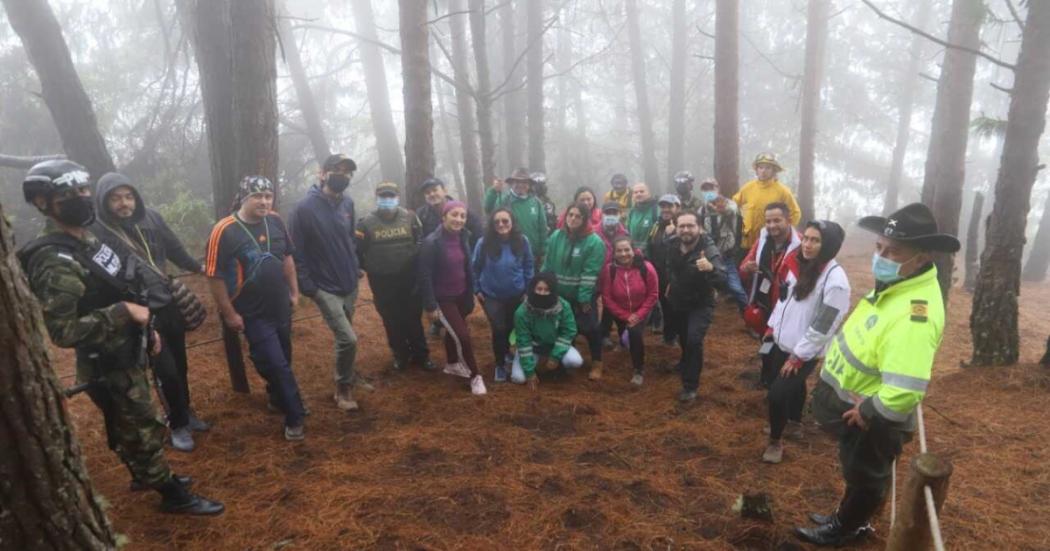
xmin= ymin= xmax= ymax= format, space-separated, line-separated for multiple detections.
xmin=860 ymin=0 xmax=1016 ymax=71
xmin=0 ymin=154 xmax=66 ymax=169
xmin=1002 ymin=0 xmax=1025 ymax=33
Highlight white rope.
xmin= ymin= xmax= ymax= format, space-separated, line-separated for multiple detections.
xmin=916 ymin=403 xmax=929 ymax=453
xmin=924 ymin=485 xmax=947 ymax=551
xmin=890 ymin=458 xmax=897 ymax=528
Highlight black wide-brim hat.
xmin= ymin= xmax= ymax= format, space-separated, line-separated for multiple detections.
xmin=858 ymin=202 xmax=961 ymax=253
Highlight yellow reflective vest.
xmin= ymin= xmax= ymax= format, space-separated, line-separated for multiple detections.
xmin=820 ymin=265 xmax=944 ymax=426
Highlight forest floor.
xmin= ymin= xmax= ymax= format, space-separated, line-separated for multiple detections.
xmin=54 ymin=233 xmax=1050 ymax=550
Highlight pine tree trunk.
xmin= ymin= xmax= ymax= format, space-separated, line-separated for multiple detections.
xmin=1022 ymin=189 xmax=1050 ymax=282
xmin=884 ymin=0 xmax=930 ymax=215
xmin=0 ymin=204 xmax=117 ymax=551
xmin=352 ymin=0 xmax=406 ymax=184
xmin=964 ymin=191 xmax=984 ymax=292
xmin=922 ymin=0 xmax=984 ymax=299
xmin=1 ymin=0 xmax=115 ymax=180
xmin=526 ymin=0 xmax=545 ymax=172
xmin=714 ymin=0 xmax=740 ymax=197
xmin=625 ymin=0 xmax=661 ymax=189
xmin=469 ymin=0 xmax=497 ymax=187
xmin=449 ymin=0 xmax=484 ymax=214
xmin=277 ymin=3 xmax=330 ymax=163
xmin=667 ymin=0 xmax=688 ymax=180
xmin=178 ymin=0 xmax=238 ymax=218
xmin=971 ymin=1 xmax=1050 ymax=366
xmin=501 ymin=1 xmax=525 ymax=171
xmin=230 ymin=0 xmax=279 ymax=197
xmin=797 ymin=0 xmax=830 ymax=224
xmin=400 ymin=0 xmax=436 ymax=208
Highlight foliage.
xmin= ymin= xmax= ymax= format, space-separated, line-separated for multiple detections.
xmin=155 ymin=190 xmax=212 ymax=261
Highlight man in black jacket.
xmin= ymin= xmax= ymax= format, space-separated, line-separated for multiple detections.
xmin=416 ymin=177 xmax=482 ymax=243
xmin=92 ymin=172 xmax=208 ymax=452
xmin=665 ymin=212 xmax=726 ymax=404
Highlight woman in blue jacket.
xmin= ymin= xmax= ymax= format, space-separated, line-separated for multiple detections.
xmin=473 ymin=208 xmax=534 ymax=383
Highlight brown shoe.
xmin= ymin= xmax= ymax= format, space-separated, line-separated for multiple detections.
xmin=588 ymin=360 xmax=604 ymax=381
xmin=762 ymin=440 xmax=783 ymax=464
xmin=334 ymin=384 xmax=359 ymax=411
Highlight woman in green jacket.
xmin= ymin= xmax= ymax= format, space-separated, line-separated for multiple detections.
xmin=512 ymin=273 xmax=583 ymax=390
xmin=542 ymin=202 xmax=607 ymax=380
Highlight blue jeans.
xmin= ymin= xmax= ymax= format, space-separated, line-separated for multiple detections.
xmin=725 ymin=262 xmax=748 ymax=311
xmin=243 ymin=316 xmax=305 ymax=428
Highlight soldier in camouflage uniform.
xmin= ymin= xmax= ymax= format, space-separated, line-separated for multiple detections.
xmin=673 ymin=170 xmax=705 ymax=214
xmin=530 ymin=171 xmax=558 ymax=234
xmin=18 ymin=160 xmax=223 ymax=516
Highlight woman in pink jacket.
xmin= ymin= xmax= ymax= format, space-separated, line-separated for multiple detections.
xmin=599 ymin=235 xmax=660 ymax=386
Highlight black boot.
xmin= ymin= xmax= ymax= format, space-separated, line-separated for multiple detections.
xmin=131 ymin=473 xmax=192 ymax=492
xmin=808 ymin=511 xmax=835 ymax=526
xmin=794 ymin=516 xmax=871 ymax=547
xmin=158 ymin=477 xmax=225 ymax=516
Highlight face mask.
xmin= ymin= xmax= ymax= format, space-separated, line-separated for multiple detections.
xmin=509 ymin=187 xmax=528 ymax=199
xmin=54 ymin=195 xmax=95 ymax=227
xmin=701 ymin=191 xmax=718 ymax=203
xmin=675 ymin=183 xmax=692 ymax=196
xmin=529 ymin=289 xmax=557 ymax=310
xmin=533 ymin=182 xmax=547 ymax=196
xmin=872 ymin=253 xmax=918 ymax=284
xmin=377 ymin=197 xmax=399 ymax=210
xmin=602 ymin=214 xmax=620 ymax=227
xmin=326 ymin=173 xmax=350 ymax=193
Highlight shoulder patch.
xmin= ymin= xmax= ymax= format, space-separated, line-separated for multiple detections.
xmin=910 ymin=299 xmax=928 ymax=322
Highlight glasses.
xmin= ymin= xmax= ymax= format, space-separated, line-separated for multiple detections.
xmin=494 ymin=218 xmax=512 ymax=226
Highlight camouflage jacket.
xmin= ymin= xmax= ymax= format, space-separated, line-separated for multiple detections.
xmin=20 ymin=221 xmax=133 ymax=354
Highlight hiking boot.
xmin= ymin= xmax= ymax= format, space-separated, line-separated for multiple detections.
xmin=170 ymin=427 xmax=195 ymax=453
xmin=588 ymin=360 xmax=604 ymax=381
xmin=443 ymin=362 xmax=471 ymax=378
xmin=392 ymin=355 xmax=407 ymax=371
xmin=187 ymin=411 xmax=211 ymax=432
xmin=662 ymin=334 xmax=677 ymax=346
xmin=762 ymin=440 xmax=784 ymax=464
xmin=470 ymin=374 xmax=488 ymax=396
xmin=131 ymin=474 xmax=192 ymax=492
xmin=630 ymin=372 xmax=644 ymax=387
xmin=158 ymin=478 xmax=224 ymax=516
xmin=494 ymin=363 xmax=509 ymax=383
xmin=794 ymin=516 xmax=873 ymax=546
xmin=334 ymin=384 xmax=359 ymax=411
xmin=428 ymin=321 xmax=443 ymax=339
xmin=677 ymin=389 xmax=697 ymax=404
xmin=284 ymin=425 xmax=305 ymax=441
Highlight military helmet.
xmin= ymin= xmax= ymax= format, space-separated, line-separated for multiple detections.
xmin=673 ymin=170 xmax=695 ymax=185
xmin=23 ymin=159 xmax=90 ymax=203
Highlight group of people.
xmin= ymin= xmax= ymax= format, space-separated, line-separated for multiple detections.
xmin=17 ymin=150 xmax=958 ymax=547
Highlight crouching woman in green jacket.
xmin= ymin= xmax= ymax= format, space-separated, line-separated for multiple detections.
xmin=513 ymin=273 xmax=584 ymax=390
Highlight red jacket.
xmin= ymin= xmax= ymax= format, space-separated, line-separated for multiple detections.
xmin=600 ymin=259 xmax=660 ymax=322
xmin=597 ymin=224 xmax=628 ymax=265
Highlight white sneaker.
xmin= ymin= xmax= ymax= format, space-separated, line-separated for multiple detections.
xmin=443 ymin=362 xmax=471 ymax=378
xmin=470 ymin=375 xmax=487 ymax=395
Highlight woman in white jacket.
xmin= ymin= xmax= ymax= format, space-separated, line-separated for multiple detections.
xmin=761 ymin=220 xmax=850 ymax=464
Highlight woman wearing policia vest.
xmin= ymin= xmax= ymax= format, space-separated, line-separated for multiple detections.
xmin=794 ymin=203 xmax=959 ymax=547
xmin=759 ymin=220 xmax=849 ymax=465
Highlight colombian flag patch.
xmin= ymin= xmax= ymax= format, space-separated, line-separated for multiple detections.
xmin=910 ymin=299 xmax=928 ymax=322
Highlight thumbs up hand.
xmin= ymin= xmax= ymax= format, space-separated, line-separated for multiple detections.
xmin=695 ymin=250 xmax=713 ymax=272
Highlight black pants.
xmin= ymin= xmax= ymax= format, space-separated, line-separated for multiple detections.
xmin=243 ymin=315 xmax=305 ymax=428
xmin=669 ymin=305 xmax=714 ymax=392
xmin=371 ymin=272 xmax=429 ymax=363
xmin=764 ymin=346 xmax=818 ymax=440
xmin=571 ymin=299 xmax=603 ymax=362
xmin=613 ymin=318 xmax=646 ymax=372
xmin=152 ymin=305 xmax=191 ymax=429
xmin=481 ymin=295 xmax=521 ymax=364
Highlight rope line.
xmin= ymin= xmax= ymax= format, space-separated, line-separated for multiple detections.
xmin=891 ymin=403 xmax=944 ymax=551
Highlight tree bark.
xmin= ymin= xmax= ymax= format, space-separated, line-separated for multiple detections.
xmin=971 ymin=1 xmax=1050 ymax=366
xmin=449 ymin=0 xmax=484 ymax=214
xmin=667 ymin=0 xmax=688 ymax=179
xmin=469 ymin=0 xmax=497 ymax=187
xmin=352 ymin=0 xmax=406 ymax=184
xmin=922 ymin=0 xmax=983 ymax=299
xmin=884 ymin=1 xmax=931 ymax=215
xmin=501 ymin=1 xmax=525 ymax=172
xmin=526 ymin=0 xmax=545 ymax=172
xmin=1 ymin=0 xmax=115 ymax=179
xmin=714 ymin=0 xmax=740 ymax=196
xmin=964 ymin=191 xmax=983 ymax=292
xmin=797 ymin=0 xmax=830 ymax=224
xmin=178 ymin=0 xmax=238 ymax=218
xmin=277 ymin=2 xmax=330 ymax=163
xmin=230 ymin=0 xmax=279 ymax=199
xmin=1022 ymin=188 xmax=1050 ymax=281
xmin=400 ymin=0 xmax=436 ymax=208
xmin=625 ymin=0 xmax=661 ymax=189
xmin=0 ymin=204 xmax=117 ymax=550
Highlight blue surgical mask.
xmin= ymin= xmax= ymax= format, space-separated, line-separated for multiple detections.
xmin=377 ymin=197 xmax=399 ymax=210
xmin=603 ymin=214 xmax=620 ymax=227
xmin=701 ymin=191 xmax=718 ymax=203
xmin=871 ymin=253 xmax=918 ymax=284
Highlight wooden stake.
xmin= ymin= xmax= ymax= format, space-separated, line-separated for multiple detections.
xmin=886 ymin=453 xmax=952 ymax=551
xmin=223 ymin=326 xmax=249 ymax=393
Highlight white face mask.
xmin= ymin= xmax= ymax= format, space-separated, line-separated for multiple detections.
xmin=602 ymin=214 xmax=620 ymax=227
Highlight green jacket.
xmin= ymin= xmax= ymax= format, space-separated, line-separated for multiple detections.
xmin=626 ymin=199 xmax=658 ymax=256
xmin=541 ymin=229 xmax=605 ymax=305
xmin=484 ymin=188 xmax=547 ymax=259
xmin=514 ymin=297 xmax=577 ymax=376
xmin=356 ymin=207 xmax=422 ymax=276
xmin=820 ymin=265 xmax=945 ymax=428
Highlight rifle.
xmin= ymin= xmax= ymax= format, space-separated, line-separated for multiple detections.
xmin=62 ymin=352 xmax=102 ymax=398
xmin=124 ymin=255 xmax=171 ymax=417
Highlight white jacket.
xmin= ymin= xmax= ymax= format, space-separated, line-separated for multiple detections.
xmin=767 ymin=258 xmax=850 ymax=361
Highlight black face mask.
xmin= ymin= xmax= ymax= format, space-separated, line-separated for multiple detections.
xmin=533 ymin=182 xmax=548 ymax=196
xmin=529 ymin=290 xmax=558 ymax=310
xmin=54 ymin=195 xmax=95 ymax=227
xmin=675 ymin=182 xmax=692 ymax=197
xmin=326 ymin=173 xmax=350 ymax=193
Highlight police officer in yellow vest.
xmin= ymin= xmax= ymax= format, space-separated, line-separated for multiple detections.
xmin=796 ymin=203 xmax=959 ymax=547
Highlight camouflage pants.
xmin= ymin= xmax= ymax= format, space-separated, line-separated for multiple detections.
xmin=77 ymin=351 xmax=172 ymax=489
